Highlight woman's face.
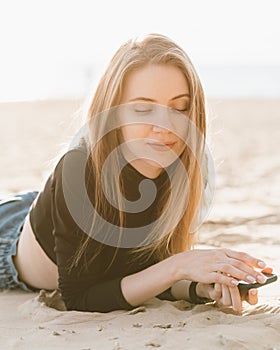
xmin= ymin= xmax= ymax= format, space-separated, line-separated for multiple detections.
xmin=119 ymin=63 xmax=190 ymax=179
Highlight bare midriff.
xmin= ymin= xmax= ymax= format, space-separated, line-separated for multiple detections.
xmin=12 ymin=212 xmax=59 ymax=290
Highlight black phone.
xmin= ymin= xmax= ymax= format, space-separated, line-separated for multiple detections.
xmin=238 ymin=273 xmax=278 ymax=292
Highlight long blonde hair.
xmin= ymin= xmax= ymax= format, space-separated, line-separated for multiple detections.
xmin=68 ymin=33 xmax=207 ymax=274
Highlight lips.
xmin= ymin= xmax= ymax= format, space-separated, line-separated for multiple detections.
xmin=148 ymin=141 xmax=176 ymax=146
xmin=147 ymin=141 xmax=176 ymax=152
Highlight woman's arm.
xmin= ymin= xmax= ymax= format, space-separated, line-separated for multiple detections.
xmin=121 ymin=254 xmax=179 ymax=306
xmin=121 ymin=266 xmax=212 ymax=306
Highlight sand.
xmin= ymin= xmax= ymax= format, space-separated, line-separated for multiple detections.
xmin=0 ymin=98 xmax=279 ymax=349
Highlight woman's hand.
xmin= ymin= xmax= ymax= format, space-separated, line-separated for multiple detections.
xmin=196 ymin=267 xmax=273 ymax=312
xmin=174 ymin=248 xmax=268 ymax=288
xmin=208 ymin=283 xmax=258 ymax=312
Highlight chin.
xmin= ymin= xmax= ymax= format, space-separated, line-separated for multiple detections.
xmin=145 ymin=159 xmax=163 ymax=169
xmin=145 ymin=158 xmax=175 ymax=170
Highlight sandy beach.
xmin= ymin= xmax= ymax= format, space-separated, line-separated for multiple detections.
xmin=0 ymin=98 xmax=279 ymax=349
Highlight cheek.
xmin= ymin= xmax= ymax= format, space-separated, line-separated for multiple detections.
xmin=176 ymin=139 xmax=187 ymax=155
xmin=120 ymin=125 xmax=150 ymax=142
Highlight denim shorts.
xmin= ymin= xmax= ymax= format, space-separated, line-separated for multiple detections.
xmin=0 ymin=190 xmax=40 ymax=292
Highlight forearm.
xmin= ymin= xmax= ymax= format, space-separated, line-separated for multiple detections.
xmin=120 ymin=255 xmax=179 ymax=307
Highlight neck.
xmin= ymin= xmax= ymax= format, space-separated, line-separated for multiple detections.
xmin=128 ymin=159 xmax=163 ymax=179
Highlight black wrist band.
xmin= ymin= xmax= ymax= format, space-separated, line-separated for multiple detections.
xmin=189 ymin=281 xmax=213 ymax=304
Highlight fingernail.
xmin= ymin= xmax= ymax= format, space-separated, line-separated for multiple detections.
xmin=257 ymin=275 xmax=267 ymax=283
xmin=250 ymin=289 xmax=257 ymax=295
xmin=246 ymin=275 xmax=256 ymax=283
xmin=258 ymin=261 xmax=266 ymax=268
xmin=231 ymin=279 xmax=239 ymax=286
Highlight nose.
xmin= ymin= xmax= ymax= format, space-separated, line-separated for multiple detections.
xmin=152 ymin=107 xmax=173 ymax=133
xmin=152 ymin=125 xmax=171 ymax=133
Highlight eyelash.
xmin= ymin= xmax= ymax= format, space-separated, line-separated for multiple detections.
xmin=135 ymin=109 xmax=153 ymax=113
xmin=170 ymin=107 xmax=189 ymax=113
xmin=133 ymin=105 xmax=189 ymax=114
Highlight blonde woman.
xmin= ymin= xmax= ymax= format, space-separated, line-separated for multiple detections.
xmin=0 ymin=33 xmax=272 ymax=313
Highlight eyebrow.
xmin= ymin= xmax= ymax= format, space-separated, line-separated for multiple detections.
xmin=128 ymin=93 xmax=190 ymax=103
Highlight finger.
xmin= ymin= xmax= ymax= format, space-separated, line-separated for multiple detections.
xmin=223 ymin=249 xmax=266 ymax=270
xmin=215 ymin=282 xmax=222 ymax=294
xmin=210 ymin=272 xmax=240 ymax=288
xmin=210 ymin=283 xmax=222 ymax=301
xmin=228 ymin=285 xmax=242 ymax=312
xmin=261 ymin=267 xmax=273 ymax=274
xmin=216 ymin=262 xmax=268 ymax=285
xmin=221 ymin=284 xmax=232 ymax=306
xmin=245 ymin=288 xmax=258 ymax=305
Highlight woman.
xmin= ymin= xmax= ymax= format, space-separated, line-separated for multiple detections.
xmin=0 ymin=33 xmax=272 ymax=313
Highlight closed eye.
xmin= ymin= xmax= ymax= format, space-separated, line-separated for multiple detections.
xmin=135 ymin=108 xmax=153 ymax=112
xmin=133 ymin=102 xmax=155 ymax=114
xmin=170 ymin=107 xmax=189 ymax=113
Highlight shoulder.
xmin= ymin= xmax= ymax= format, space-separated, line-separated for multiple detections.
xmin=51 ymin=136 xmax=93 ymax=189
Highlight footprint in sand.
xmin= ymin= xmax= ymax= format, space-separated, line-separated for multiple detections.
xmin=243 ymin=304 xmax=280 ymax=316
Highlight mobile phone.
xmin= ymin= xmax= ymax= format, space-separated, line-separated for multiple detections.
xmin=238 ymin=273 xmax=278 ymax=292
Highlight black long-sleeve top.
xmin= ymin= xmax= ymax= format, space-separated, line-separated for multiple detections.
xmin=29 ymin=136 xmax=177 ymax=312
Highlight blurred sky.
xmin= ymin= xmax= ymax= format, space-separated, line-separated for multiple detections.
xmin=0 ymin=0 xmax=279 ymax=101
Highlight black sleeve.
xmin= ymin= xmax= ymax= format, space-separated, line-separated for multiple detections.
xmin=51 ymin=149 xmax=135 ymax=312
xmin=155 ymin=287 xmax=177 ymax=302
